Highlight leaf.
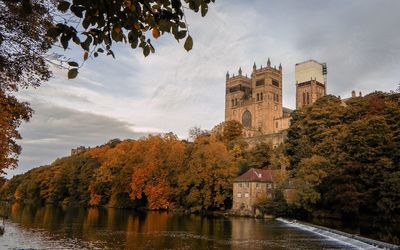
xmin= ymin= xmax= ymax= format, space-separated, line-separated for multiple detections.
xmin=176 ymin=30 xmax=187 ymax=40
xmin=158 ymin=19 xmax=170 ymax=32
xmin=83 ymin=51 xmax=89 ymax=61
xmin=60 ymin=35 xmax=69 ymax=49
xmin=97 ymin=48 xmax=104 ymax=53
xmin=72 ymin=35 xmax=81 ymax=44
xmin=68 ymin=61 xmax=79 ymax=67
xmin=81 ymin=36 xmax=92 ymax=50
xmin=107 ymin=49 xmax=115 ymax=59
xmin=184 ymin=35 xmax=193 ymax=51
xmin=57 ymin=1 xmax=70 ymax=12
xmin=68 ymin=68 xmax=78 ymax=79
xmin=143 ymin=45 xmax=150 ymax=57
xmin=200 ymin=3 xmax=208 ymax=17
xmin=94 ymin=52 xmax=98 ymax=57
xmin=46 ymin=27 xmax=61 ymax=38
xmin=152 ymin=28 xmax=160 ymax=39
xmin=82 ymin=18 xmax=91 ymax=29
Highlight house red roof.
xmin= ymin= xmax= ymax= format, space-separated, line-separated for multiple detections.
xmin=235 ymin=168 xmax=274 ymax=182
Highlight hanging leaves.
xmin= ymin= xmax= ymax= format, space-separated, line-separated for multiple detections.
xmin=184 ymin=35 xmax=193 ymax=51
xmin=46 ymin=0 xmax=215 ymax=78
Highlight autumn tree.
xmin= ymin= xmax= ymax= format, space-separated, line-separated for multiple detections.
xmin=129 ymin=134 xmax=186 ymax=209
xmin=0 ymin=92 xmax=33 ymax=174
xmin=223 ymin=120 xmax=243 ymax=143
xmin=180 ymin=134 xmax=237 ymax=212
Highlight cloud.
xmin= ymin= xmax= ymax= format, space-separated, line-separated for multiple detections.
xmin=5 ymin=100 xmax=148 ymax=178
xmin=6 ymin=0 xmax=400 ymax=177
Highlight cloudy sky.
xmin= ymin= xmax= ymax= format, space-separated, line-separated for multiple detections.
xmin=6 ymin=0 xmax=400 ymax=178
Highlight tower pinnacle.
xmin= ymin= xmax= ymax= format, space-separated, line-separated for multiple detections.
xmin=267 ymin=58 xmax=271 ymax=67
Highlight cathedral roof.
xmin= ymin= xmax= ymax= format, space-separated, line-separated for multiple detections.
xmin=235 ymin=168 xmax=274 ymax=182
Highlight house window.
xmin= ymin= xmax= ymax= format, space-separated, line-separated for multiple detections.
xmin=256 ymin=183 xmax=259 ymax=187
xmin=244 ymin=193 xmax=249 ymax=198
xmin=303 ymin=92 xmax=306 ymax=105
xmin=268 ymin=183 xmax=272 ymax=189
xmin=237 ymin=193 xmax=242 ymax=198
xmin=246 ymin=183 xmax=249 ymax=187
xmin=238 ymin=183 xmax=242 ymax=188
xmin=307 ymin=92 xmax=310 ymax=104
xmin=260 ymin=93 xmax=263 ymax=101
xmin=257 ymin=93 xmax=259 ymax=101
xmin=276 ymin=122 xmax=278 ymax=128
xmin=272 ymin=79 xmax=279 ymax=87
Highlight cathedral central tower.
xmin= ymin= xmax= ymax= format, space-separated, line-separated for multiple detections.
xmin=225 ymin=59 xmax=290 ymax=137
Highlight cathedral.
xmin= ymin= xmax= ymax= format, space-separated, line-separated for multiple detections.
xmin=225 ymin=59 xmax=327 ymax=139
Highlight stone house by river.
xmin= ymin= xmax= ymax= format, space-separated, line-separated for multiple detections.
xmin=232 ymin=168 xmax=276 ymax=214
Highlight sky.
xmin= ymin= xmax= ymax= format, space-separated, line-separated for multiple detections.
xmin=5 ymin=0 xmax=400 ymax=178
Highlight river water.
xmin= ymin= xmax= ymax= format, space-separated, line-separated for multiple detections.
xmin=0 ymin=203 xmax=378 ymax=249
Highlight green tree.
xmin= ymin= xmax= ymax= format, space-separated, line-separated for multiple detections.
xmin=292 ymin=155 xmax=330 ymax=212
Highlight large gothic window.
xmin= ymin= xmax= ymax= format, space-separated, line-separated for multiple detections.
xmin=242 ymin=110 xmax=252 ymax=128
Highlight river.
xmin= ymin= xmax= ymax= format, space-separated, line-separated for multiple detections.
xmin=0 ymin=203 xmax=389 ymax=249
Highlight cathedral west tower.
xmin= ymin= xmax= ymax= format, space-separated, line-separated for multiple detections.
xmin=225 ymin=59 xmax=291 ymax=138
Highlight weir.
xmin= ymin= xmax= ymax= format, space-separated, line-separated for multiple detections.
xmin=277 ymin=218 xmax=400 ymax=250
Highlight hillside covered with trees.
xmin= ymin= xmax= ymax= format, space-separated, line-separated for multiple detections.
xmin=1 ymin=92 xmax=399 ymax=225
xmin=0 ymin=121 xmax=284 ymax=212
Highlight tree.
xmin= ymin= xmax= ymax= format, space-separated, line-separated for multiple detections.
xmin=0 ymin=92 xmax=33 ymax=174
xmin=0 ymin=0 xmax=54 ymax=91
xmin=47 ymin=0 xmax=216 ymax=78
xmin=180 ymin=135 xmax=236 ymax=212
xmin=223 ymin=120 xmax=243 ymax=143
xmin=0 ymin=0 xmax=53 ymax=175
xmin=292 ymin=155 xmax=330 ymax=212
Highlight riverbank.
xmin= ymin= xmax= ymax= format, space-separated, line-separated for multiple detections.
xmin=277 ymin=218 xmax=400 ymax=250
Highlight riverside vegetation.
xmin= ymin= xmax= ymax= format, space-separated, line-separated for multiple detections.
xmin=1 ymin=92 xmax=400 ymax=242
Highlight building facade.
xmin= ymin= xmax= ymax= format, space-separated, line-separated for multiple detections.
xmin=232 ymin=168 xmax=275 ymax=213
xmin=295 ymin=60 xmax=327 ymax=109
xmin=225 ymin=59 xmax=291 ymax=138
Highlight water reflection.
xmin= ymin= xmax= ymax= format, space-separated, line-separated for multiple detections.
xmin=0 ymin=203 xmax=355 ymax=249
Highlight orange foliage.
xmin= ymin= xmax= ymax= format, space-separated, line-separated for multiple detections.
xmin=89 ymin=193 xmax=102 ymax=206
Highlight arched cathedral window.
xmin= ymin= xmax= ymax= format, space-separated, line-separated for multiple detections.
xmin=242 ymin=110 xmax=252 ymax=128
